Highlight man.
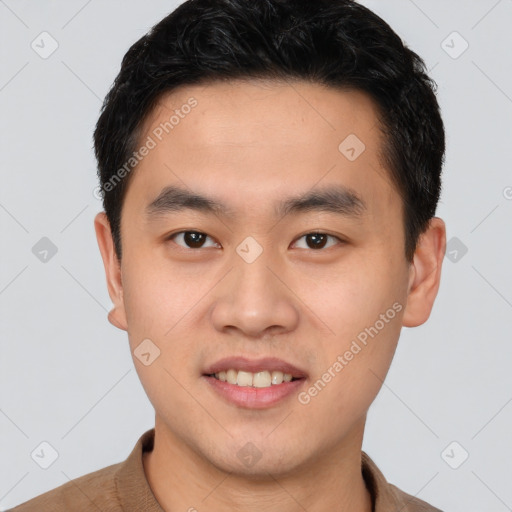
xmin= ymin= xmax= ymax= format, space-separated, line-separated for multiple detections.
xmin=11 ymin=0 xmax=446 ymax=510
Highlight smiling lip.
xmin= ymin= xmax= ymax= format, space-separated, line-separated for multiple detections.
xmin=202 ymin=356 xmax=308 ymax=409
xmin=202 ymin=356 xmax=308 ymax=378
xmin=203 ymin=375 xmax=305 ymax=409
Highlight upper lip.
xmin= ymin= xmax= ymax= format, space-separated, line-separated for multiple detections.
xmin=203 ymin=356 xmax=308 ymax=379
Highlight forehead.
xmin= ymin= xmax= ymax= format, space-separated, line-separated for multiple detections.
xmin=142 ymin=78 xmax=382 ymax=155
xmin=126 ymin=79 xmax=399 ymax=224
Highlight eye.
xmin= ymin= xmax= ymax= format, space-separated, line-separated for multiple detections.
xmin=167 ymin=230 xmax=343 ymax=251
xmin=292 ymin=232 xmax=342 ymax=250
xmin=168 ymin=231 xmax=220 ymax=249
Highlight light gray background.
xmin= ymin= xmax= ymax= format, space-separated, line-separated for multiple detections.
xmin=1 ymin=1 xmax=511 ymax=510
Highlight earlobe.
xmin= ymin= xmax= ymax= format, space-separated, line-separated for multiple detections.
xmin=94 ymin=211 xmax=128 ymax=331
xmin=402 ymin=217 xmax=446 ymax=328
xmin=108 ymin=307 xmax=127 ymax=331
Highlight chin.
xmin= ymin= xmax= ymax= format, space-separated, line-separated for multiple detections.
xmin=205 ymin=441 xmax=310 ymax=479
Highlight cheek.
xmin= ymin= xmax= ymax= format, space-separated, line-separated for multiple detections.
xmin=298 ymin=310 xmax=403 ymax=432
xmin=120 ymin=254 xmax=215 ymax=391
xmin=119 ymin=257 xmax=204 ymax=421
xmin=295 ymin=257 xmax=404 ymax=342
xmin=295 ymin=256 xmax=406 ymax=397
xmin=121 ymin=254 xmax=199 ymax=338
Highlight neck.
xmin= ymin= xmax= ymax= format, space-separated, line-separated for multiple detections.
xmin=143 ymin=415 xmax=373 ymax=512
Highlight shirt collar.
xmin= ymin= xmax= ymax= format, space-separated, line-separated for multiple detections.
xmin=115 ymin=428 xmax=164 ymax=512
xmin=361 ymin=451 xmax=442 ymax=511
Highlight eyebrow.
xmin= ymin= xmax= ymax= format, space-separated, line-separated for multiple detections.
xmin=145 ymin=184 xmax=367 ymax=221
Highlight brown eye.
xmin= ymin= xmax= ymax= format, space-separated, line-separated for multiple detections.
xmin=306 ymin=233 xmax=328 ymax=249
xmin=293 ymin=232 xmax=341 ymax=250
xmin=170 ymin=231 xmax=219 ymax=249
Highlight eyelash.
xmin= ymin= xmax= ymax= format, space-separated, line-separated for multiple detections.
xmin=166 ymin=230 xmax=345 ymax=251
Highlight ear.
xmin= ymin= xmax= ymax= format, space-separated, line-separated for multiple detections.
xmin=402 ymin=217 xmax=446 ymax=327
xmin=94 ymin=211 xmax=128 ymax=331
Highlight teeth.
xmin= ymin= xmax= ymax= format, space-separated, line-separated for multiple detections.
xmin=211 ymin=369 xmax=295 ymax=388
xmin=227 ymin=369 xmax=237 ymax=384
xmin=253 ymin=371 xmax=271 ymax=387
xmin=271 ymin=370 xmax=284 ymax=385
xmin=237 ymin=370 xmax=253 ymax=387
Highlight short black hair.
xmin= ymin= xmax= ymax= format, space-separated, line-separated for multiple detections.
xmin=93 ymin=0 xmax=445 ymax=263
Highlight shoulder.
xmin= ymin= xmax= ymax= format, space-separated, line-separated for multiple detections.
xmin=8 ymin=428 xmax=156 ymax=512
xmin=7 ymin=460 xmax=123 ymax=512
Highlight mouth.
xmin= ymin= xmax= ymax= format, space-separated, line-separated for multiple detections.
xmin=205 ymin=369 xmax=302 ymax=388
xmin=203 ymin=356 xmax=307 ymax=384
xmin=202 ymin=357 xmax=307 ymax=408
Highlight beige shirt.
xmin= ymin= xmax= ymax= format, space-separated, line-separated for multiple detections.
xmin=9 ymin=428 xmax=443 ymax=511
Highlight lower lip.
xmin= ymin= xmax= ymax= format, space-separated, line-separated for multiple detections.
xmin=203 ymin=375 xmax=306 ymax=409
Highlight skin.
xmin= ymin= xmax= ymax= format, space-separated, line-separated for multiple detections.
xmin=95 ymin=79 xmax=446 ymax=512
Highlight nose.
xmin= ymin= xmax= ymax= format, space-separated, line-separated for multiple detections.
xmin=210 ymin=249 xmax=300 ymax=339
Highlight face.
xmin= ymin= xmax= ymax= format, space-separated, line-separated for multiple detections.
xmin=95 ymin=79 xmax=444 ymax=477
